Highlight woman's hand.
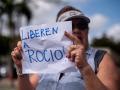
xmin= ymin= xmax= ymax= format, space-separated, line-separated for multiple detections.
xmin=11 ymin=41 xmax=40 ymax=90
xmin=11 ymin=41 xmax=22 ymax=69
xmin=65 ymin=31 xmax=89 ymax=70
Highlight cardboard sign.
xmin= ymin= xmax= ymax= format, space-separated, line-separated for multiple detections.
xmin=20 ymin=21 xmax=76 ymax=74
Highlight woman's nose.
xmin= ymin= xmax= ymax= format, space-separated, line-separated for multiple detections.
xmin=73 ymin=28 xmax=81 ymax=33
xmin=72 ymin=28 xmax=81 ymax=36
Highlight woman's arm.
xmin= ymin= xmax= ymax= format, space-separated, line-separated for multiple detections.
xmin=11 ymin=41 xmax=39 ymax=90
xmin=79 ymin=53 xmax=119 ymax=90
xmin=17 ymin=74 xmax=39 ymax=90
xmin=65 ymin=32 xmax=119 ymax=90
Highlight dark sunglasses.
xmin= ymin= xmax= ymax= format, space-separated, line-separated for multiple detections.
xmin=72 ymin=22 xmax=88 ymax=30
xmin=66 ymin=18 xmax=89 ymax=30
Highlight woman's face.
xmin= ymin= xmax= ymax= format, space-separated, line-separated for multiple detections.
xmin=69 ymin=18 xmax=89 ymax=49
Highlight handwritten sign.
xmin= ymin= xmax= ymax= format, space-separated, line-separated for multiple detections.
xmin=20 ymin=21 xmax=76 ymax=74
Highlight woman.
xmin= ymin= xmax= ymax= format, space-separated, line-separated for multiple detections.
xmin=11 ymin=6 xmax=119 ymax=90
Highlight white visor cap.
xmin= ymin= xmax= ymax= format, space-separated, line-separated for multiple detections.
xmin=57 ymin=10 xmax=90 ymax=23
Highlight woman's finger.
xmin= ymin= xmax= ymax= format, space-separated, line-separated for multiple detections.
xmin=17 ymin=41 xmax=22 ymax=47
xmin=68 ymin=45 xmax=77 ymax=52
xmin=70 ymin=50 xmax=76 ymax=62
xmin=11 ymin=51 xmax=22 ymax=66
xmin=67 ymin=45 xmax=77 ymax=58
xmin=13 ymin=47 xmax=22 ymax=60
xmin=17 ymin=41 xmax=22 ymax=50
xmin=64 ymin=31 xmax=81 ymax=45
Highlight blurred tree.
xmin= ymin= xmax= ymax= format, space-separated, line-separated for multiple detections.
xmin=0 ymin=0 xmax=32 ymax=37
xmin=0 ymin=0 xmax=32 ymax=79
xmin=0 ymin=35 xmax=11 ymax=55
xmin=91 ymin=34 xmax=120 ymax=66
xmin=91 ymin=34 xmax=120 ymax=54
xmin=0 ymin=35 xmax=11 ymax=65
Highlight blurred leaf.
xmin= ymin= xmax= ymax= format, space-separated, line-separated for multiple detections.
xmin=0 ymin=36 xmax=11 ymax=55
